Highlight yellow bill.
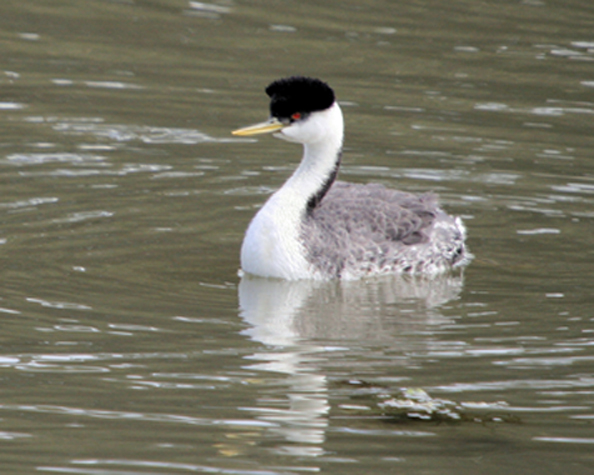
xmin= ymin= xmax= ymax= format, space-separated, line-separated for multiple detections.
xmin=232 ymin=118 xmax=285 ymax=136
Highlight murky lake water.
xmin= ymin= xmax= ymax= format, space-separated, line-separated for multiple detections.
xmin=1 ymin=0 xmax=594 ymax=473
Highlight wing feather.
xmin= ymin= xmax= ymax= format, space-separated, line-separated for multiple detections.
xmin=301 ymin=181 xmax=462 ymax=277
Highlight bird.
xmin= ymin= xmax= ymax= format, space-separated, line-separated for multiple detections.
xmin=232 ymin=76 xmax=470 ymax=280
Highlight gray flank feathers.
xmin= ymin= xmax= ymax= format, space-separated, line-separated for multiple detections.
xmin=301 ymin=181 xmax=468 ymax=279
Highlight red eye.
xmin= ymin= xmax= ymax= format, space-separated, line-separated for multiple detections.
xmin=291 ymin=112 xmax=301 ymax=120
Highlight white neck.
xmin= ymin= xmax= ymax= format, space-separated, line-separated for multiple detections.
xmin=241 ymin=103 xmax=344 ymax=279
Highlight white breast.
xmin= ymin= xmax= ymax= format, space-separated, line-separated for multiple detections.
xmin=240 ymin=104 xmax=344 ymax=280
xmin=241 ymin=190 xmax=313 ymax=279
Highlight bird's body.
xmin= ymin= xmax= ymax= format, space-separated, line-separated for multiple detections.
xmin=233 ymin=77 xmax=470 ymax=280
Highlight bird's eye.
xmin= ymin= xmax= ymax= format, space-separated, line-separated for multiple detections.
xmin=291 ymin=112 xmax=302 ymax=121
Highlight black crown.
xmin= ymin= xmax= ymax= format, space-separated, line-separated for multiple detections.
xmin=266 ymin=76 xmax=335 ymax=119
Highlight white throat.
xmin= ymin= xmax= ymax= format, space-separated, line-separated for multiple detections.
xmin=241 ymin=103 xmax=344 ymax=279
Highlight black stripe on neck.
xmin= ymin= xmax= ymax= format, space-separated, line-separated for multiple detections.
xmin=306 ymin=151 xmax=342 ymax=213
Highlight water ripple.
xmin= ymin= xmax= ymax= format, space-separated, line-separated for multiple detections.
xmin=16 ymin=362 xmax=109 ymax=373
xmin=40 ymin=458 xmax=288 ymax=475
xmin=0 ymin=403 xmax=277 ymax=428
xmin=474 ymin=102 xmax=594 ymax=117
xmin=25 ymin=297 xmax=92 ymax=310
xmin=433 ymin=377 xmax=594 ymax=393
xmin=516 ymin=228 xmax=561 ymax=235
xmin=334 ymin=426 xmax=434 ymax=437
xmin=186 ymin=1 xmax=232 ymax=19
xmin=551 ymin=182 xmax=594 ymax=195
xmin=4 ymin=153 xmax=106 ymax=165
xmin=534 ymin=436 xmax=594 ymax=445
xmin=53 ymin=121 xmax=247 ymax=145
xmin=84 ymin=81 xmax=143 ymax=90
xmin=0 ymin=431 xmax=32 ymax=440
xmin=26 ymin=297 xmax=92 ymax=310
xmin=0 ymin=102 xmax=26 ymax=110
xmin=0 ymin=197 xmax=59 ymax=209
xmin=53 ymin=211 xmax=114 ymax=223
xmin=495 ymin=355 xmax=594 ymax=367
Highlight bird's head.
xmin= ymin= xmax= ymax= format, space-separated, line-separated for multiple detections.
xmin=233 ymin=76 xmax=342 ymax=145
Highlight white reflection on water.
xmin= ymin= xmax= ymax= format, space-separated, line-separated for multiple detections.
xmin=0 ymin=197 xmax=59 ymax=209
xmin=432 ymin=376 xmax=594 ymax=393
xmin=53 ymin=120 xmax=248 ymax=145
xmin=474 ymin=101 xmax=594 ymax=117
xmin=5 ymin=153 xmax=106 ymax=165
xmin=26 ymin=297 xmax=92 ymax=310
xmin=0 ymin=102 xmax=26 ymax=110
xmin=551 ymin=182 xmax=594 ymax=194
xmin=52 ymin=210 xmax=114 ymax=223
xmin=187 ymin=1 xmax=232 ymax=16
xmin=239 ymin=278 xmax=331 ymax=456
xmin=39 ymin=458 xmax=287 ymax=475
xmin=534 ymin=436 xmax=594 ymax=444
xmin=516 ymin=228 xmax=561 ymax=235
xmin=238 ymin=273 xmax=464 ymax=456
xmin=0 ymin=403 xmax=275 ymax=429
xmin=0 ymin=431 xmax=32 ymax=440
xmin=83 ymin=81 xmax=144 ymax=90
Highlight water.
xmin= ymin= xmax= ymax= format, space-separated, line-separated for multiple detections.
xmin=1 ymin=0 xmax=594 ymax=473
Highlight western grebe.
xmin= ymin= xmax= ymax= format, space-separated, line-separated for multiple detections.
xmin=233 ymin=76 xmax=470 ymax=280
